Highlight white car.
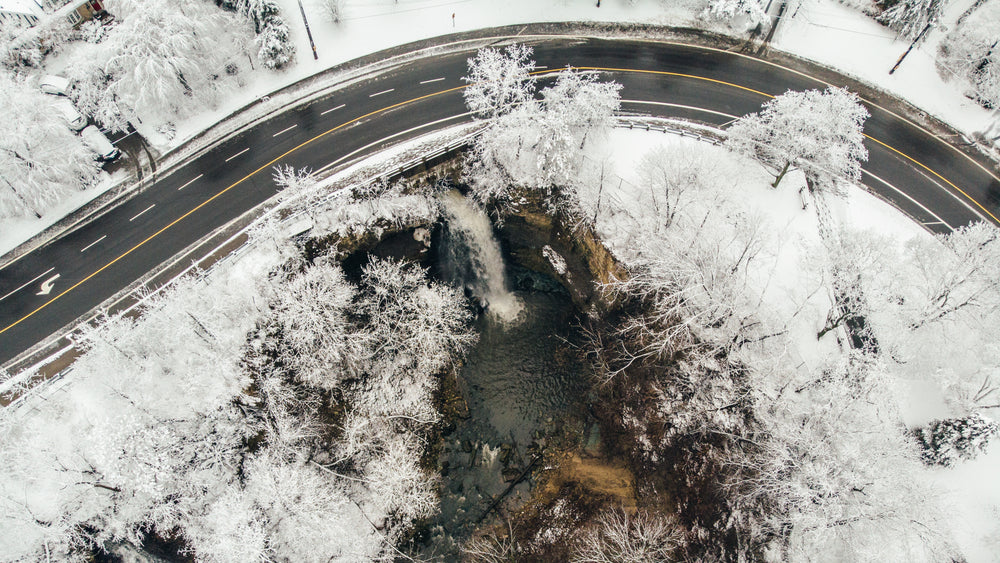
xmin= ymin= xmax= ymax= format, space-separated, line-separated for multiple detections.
xmin=80 ymin=126 xmax=121 ymax=162
xmin=39 ymin=74 xmax=70 ymax=96
xmin=53 ymin=98 xmax=86 ymax=131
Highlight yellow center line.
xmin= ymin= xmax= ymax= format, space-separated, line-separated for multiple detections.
xmin=0 ymin=85 xmax=468 ymax=337
xmin=863 ymin=134 xmax=1000 ymax=224
xmin=575 ymin=66 xmax=774 ymax=99
xmin=1 ymin=67 xmax=992 ymax=338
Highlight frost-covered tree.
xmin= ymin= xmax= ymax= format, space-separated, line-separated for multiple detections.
xmin=465 ymin=58 xmax=621 ymax=216
xmin=534 ymin=69 xmax=622 ymax=188
xmin=937 ymin=0 xmax=1000 ymax=108
xmin=899 ymin=221 xmax=1000 ymax=330
xmin=268 ymin=258 xmax=357 ymax=390
xmin=463 ymin=43 xmax=536 ymax=119
xmin=878 ymin=0 xmax=948 ymax=40
xmin=704 ymin=0 xmax=769 ymax=28
xmin=0 ymin=73 xmax=102 ymax=219
xmin=732 ymin=355 xmax=953 ymax=561
xmin=913 ymin=413 xmax=1000 ymax=466
xmin=571 ymin=510 xmax=683 ymax=563
xmin=725 ymin=87 xmax=869 ymax=191
xmin=317 ymin=0 xmax=345 ymax=22
xmin=257 ymin=13 xmax=295 ymax=69
xmin=67 ymin=0 xmax=250 ymax=130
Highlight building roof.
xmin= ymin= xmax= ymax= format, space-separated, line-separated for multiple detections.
xmin=0 ymin=0 xmax=43 ymax=16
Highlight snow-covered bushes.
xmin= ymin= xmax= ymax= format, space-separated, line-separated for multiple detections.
xmin=702 ymin=0 xmax=769 ymax=29
xmin=914 ymin=413 xmax=1000 ymax=466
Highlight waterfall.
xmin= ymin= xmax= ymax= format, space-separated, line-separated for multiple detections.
xmin=439 ymin=191 xmax=523 ymax=323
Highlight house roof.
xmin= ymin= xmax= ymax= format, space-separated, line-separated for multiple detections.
xmin=0 ymin=0 xmax=44 ymax=16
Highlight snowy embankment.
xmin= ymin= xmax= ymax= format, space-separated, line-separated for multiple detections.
xmin=0 ymin=150 xmax=473 ymax=559
xmin=581 ymin=125 xmax=999 ymax=562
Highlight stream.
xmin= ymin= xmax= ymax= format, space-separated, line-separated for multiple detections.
xmin=418 ymin=192 xmax=590 ymax=558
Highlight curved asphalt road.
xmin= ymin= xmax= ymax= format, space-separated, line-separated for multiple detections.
xmin=1 ymin=37 xmax=999 ymax=365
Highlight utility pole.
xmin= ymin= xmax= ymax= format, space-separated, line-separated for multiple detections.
xmin=297 ymin=0 xmax=318 ymax=60
xmin=889 ymin=22 xmax=933 ymax=75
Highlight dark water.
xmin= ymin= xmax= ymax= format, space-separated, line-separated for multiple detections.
xmin=419 ymin=270 xmax=589 ymax=558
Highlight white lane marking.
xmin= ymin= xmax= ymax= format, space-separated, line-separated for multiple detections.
xmin=317 ymin=112 xmax=471 ymax=175
xmin=420 ymin=77 xmax=445 ymax=84
xmin=861 ymin=169 xmax=953 ymax=231
xmin=321 ymin=104 xmax=345 ymax=115
xmin=130 ymin=204 xmax=155 ymax=222
xmin=0 ymin=267 xmax=54 ymax=302
xmin=537 ymin=65 xmax=548 ymax=69
xmin=369 ymin=88 xmax=394 ymax=98
xmin=225 ymin=148 xmax=249 ymax=162
xmin=922 ymin=221 xmax=946 ymax=226
xmin=621 ymin=99 xmax=738 ymax=120
xmin=177 ymin=174 xmax=203 ymax=191
xmin=272 ymin=124 xmax=298 ymax=137
xmin=80 ymin=235 xmax=106 ymax=253
xmin=36 ymin=274 xmax=60 ymax=296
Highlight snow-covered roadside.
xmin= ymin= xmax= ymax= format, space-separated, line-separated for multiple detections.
xmin=773 ymin=0 xmax=995 ymax=137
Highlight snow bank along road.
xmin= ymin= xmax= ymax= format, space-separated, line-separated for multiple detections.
xmin=1 ymin=36 xmax=999 ymax=366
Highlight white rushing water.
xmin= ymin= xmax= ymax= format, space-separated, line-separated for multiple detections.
xmin=440 ymin=191 xmax=523 ymax=323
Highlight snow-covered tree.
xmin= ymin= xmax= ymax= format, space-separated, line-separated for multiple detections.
xmin=937 ymin=0 xmax=1000 ymax=109
xmin=463 ymin=43 xmax=536 ymax=119
xmin=465 ymin=59 xmax=621 ymax=217
xmin=704 ymin=0 xmax=769 ymax=28
xmin=257 ymin=13 xmax=295 ymax=70
xmin=317 ymin=0 xmax=346 ymax=22
xmin=0 ymin=73 xmax=102 ymax=219
xmin=913 ymin=413 xmax=1000 ymax=466
xmin=733 ymin=355 xmax=953 ymax=561
xmin=878 ymin=0 xmax=948 ymax=40
xmin=899 ymin=221 xmax=1000 ymax=330
xmin=534 ymin=69 xmax=622 ymax=189
xmin=725 ymin=87 xmax=869 ymax=191
xmin=267 ymin=258 xmax=357 ymax=390
xmin=68 ymin=0 xmax=251 ymax=130
xmin=571 ymin=510 xmax=683 ymax=563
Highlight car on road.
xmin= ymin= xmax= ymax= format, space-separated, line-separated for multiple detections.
xmin=80 ymin=125 xmax=121 ymax=161
xmin=53 ymin=98 xmax=87 ymax=131
xmin=39 ymin=74 xmax=70 ymax=96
